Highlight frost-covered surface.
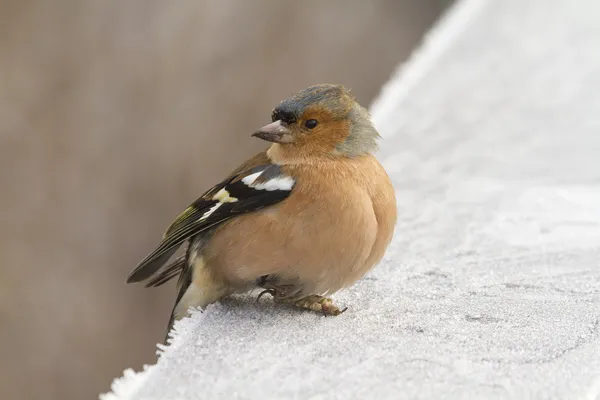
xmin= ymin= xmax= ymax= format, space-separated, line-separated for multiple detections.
xmin=102 ymin=0 xmax=600 ymax=398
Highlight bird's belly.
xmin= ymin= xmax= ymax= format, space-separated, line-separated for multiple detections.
xmin=203 ymin=195 xmax=378 ymax=295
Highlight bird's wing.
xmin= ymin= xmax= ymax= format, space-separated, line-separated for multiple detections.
xmin=126 ymin=162 xmax=295 ymax=284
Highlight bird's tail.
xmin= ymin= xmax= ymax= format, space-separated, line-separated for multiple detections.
xmin=163 ymin=261 xmax=193 ymax=344
xmin=164 ymin=312 xmax=177 ymax=344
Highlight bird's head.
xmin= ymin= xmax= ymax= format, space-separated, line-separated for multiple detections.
xmin=252 ymin=84 xmax=380 ymax=163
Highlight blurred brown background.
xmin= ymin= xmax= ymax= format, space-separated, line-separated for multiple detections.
xmin=0 ymin=1 xmax=449 ymax=399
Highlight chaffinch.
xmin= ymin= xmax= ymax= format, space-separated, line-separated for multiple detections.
xmin=127 ymin=84 xmax=397 ymax=340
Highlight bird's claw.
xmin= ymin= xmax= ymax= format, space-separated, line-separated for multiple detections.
xmin=256 ymin=289 xmax=276 ymax=302
xmin=321 ymin=303 xmax=348 ymax=317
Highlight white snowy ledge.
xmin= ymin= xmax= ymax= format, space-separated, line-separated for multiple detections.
xmin=103 ymin=0 xmax=600 ymax=398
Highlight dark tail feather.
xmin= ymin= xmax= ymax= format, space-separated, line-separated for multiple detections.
xmin=164 ymin=313 xmax=177 ymax=345
xmin=127 ymin=245 xmax=180 ymax=283
xmin=144 ymin=255 xmax=186 ymax=288
xmin=163 ymin=261 xmax=193 ymax=345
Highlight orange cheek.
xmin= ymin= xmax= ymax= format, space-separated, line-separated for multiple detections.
xmin=311 ymin=120 xmax=350 ymax=150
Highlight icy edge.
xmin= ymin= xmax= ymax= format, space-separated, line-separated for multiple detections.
xmin=99 ymin=308 xmax=208 ymax=400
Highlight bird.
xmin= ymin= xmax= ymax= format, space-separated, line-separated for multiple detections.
xmin=126 ymin=84 xmax=397 ymax=341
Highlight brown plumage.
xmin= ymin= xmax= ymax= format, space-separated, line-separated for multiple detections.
xmin=127 ymin=84 xmax=397 ymax=341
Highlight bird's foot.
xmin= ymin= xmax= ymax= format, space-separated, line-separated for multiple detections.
xmin=277 ymin=294 xmax=347 ymax=316
xmin=256 ymin=284 xmax=347 ymax=316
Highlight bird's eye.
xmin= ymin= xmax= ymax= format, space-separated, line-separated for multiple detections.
xmin=305 ymin=119 xmax=318 ymax=129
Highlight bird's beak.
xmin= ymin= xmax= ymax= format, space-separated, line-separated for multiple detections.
xmin=251 ymin=120 xmax=293 ymax=143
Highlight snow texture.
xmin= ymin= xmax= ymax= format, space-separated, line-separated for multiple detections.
xmin=102 ymin=0 xmax=600 ymax=398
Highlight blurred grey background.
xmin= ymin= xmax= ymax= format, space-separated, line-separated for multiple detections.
xmin=0 ymin=1 xmax=449 ymax=399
